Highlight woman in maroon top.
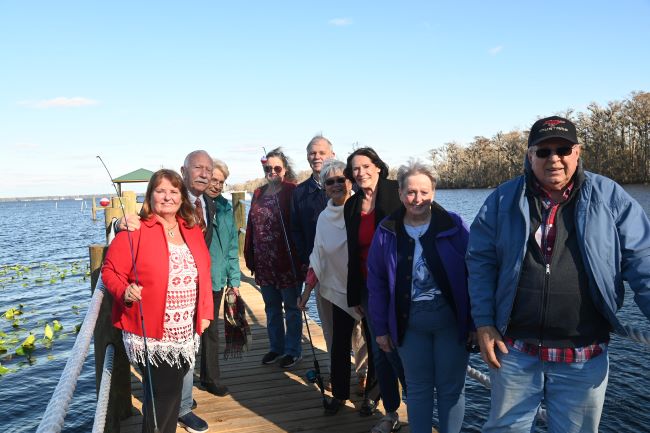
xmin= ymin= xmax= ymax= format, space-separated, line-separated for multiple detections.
xmin=244 ymin=147 xmax=304 ymax=368
xmin=337 ymin=147 xmax=404 ymax=432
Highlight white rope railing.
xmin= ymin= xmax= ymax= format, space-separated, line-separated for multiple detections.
xmin=466 ymin=364 xmax=490 ymax=388
xmin=35 ymin=279 xmax=105 ymax=433
xmin=92 ymin=344 xmax=115 ymax=433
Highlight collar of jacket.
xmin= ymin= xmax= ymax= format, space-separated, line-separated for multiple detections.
xmin=213 ymin=194 xmax=232 ymax=211
xmin=142 ymin=215 xmax=189 ymax=230
xmin=306 ymin=175 xmax=322 ymax=193
xmin=348 ymin=177 xmax=399 ymax=221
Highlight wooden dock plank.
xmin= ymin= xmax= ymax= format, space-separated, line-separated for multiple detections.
xmin=120 ymin=261 xmax=418 ymax=433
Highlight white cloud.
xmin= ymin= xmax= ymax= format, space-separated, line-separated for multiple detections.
xmin=488 ymin=46 xmax=503 ymax=56
xmin=328 ymin=17 xmax=353 ymax=27
xmin=18 ymin=97 xmax=99 ymax=109
xmin=11 ymin=142 xmax=40 ymax=150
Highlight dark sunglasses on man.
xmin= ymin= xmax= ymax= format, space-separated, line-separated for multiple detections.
xmin=264 ymin=165 xmax=283 ymax=174
xmin=534 ymin=145 xmax=576 ymax=159
xmin=324 ymin=176 xmax=347 ymax=186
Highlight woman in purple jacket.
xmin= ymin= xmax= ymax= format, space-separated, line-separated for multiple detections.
xmin=366 ymin=160 xmax=474 ymax=433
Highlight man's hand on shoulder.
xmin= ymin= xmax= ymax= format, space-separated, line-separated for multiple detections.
xmin=116 ymin=214 xmax=142 ymax=232
xmin=477 ymin=325 xmax=508 ymax=369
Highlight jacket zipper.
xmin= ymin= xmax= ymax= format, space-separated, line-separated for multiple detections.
xmin=538 ymin=201 xmax=554 ymax=352
xmin=538 ymin=262 xmax=550 ymax=353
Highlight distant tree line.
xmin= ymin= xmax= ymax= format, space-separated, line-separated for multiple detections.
xmin=431 ymin=91 xmax=650 ymax=188
xmin=230 ymin=91 xmax=649 ymax=192
xmin=229 ymin=170 xmax=312 ymax=193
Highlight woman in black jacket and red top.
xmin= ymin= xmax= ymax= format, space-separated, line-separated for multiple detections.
xmin=244 ymin=148 xmax=304 ymax=368
xmin=327 ymin=147 xmax=405 ymax=433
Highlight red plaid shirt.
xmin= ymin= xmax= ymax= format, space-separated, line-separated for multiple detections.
xmin=506 ymin=181 xmax=608 ymax=363
xmin=536 ymin=181 xmax=573 ymax=262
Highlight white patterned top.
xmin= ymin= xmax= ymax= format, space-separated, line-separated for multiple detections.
xmin=123 ymin=242 xmax=201 ymax=367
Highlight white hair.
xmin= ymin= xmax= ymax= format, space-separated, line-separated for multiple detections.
xmin=396 ymin=159 xmax=438 ymax=190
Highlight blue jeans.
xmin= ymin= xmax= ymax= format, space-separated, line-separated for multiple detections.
xmin=261 ymin=285 xmax=303 ymax=357
xmin=399 ymin=297 xmax=468 ymax=433
xmin=178 ymin=365 xmax=194 ymax=417
xmin=483 ymin=344 xmax=609 ymax=433
xmin=362 ymin=292 xmax=406 ymax=413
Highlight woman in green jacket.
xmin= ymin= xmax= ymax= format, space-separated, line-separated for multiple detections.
xmin=199 ymin=158 xmax=242 ymax=396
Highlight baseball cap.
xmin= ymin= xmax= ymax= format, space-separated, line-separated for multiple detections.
xmin=528 ymin=116 xmax=578 ymax=148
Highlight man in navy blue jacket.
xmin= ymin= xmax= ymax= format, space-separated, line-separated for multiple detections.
xmin=290 ymin=135 xmax=334 ymax=266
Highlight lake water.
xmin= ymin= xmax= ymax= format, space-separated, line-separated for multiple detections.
xmin=1 ymin=186 xmax=649 ymax=432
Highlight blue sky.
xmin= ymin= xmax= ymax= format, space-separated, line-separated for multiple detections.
xmin=2 ymin=1 xmax=649 ymax=197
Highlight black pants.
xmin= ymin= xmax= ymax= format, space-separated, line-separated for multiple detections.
xmin=330 ymin=303 xmax=375 ymax=400
xmin=200 ymin=289 xmax=225 ymax=386
xmin=139 ymin=360 xmax=188 ymax=433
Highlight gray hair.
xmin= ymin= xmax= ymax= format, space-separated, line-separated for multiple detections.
xmin=396 ymin=159 xmax=438 ymax=191
xmin=320 ymin=159 xmax=347 ymax=184
xmin=183 ymin=150 xmax=212 ymax=170
xmin=306 ymin=135 xmax=333 ymax=153
xmin=212 ymin=158 xmax=230 ymax=179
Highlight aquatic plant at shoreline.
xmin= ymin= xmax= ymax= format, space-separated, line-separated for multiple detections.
xmin=0 ymin=261 xmax=89 ymax=376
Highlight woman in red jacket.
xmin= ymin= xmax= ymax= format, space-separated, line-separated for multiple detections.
xmin=102 ymin=169 xmax=213 ymax=433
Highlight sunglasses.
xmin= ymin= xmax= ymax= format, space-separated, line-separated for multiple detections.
xmin=534 ymin=145 xmax=575 ymax=158
xmin=264 ymin=165 xmax=283 ymax=174
xmin=324 ymin=176 xmax=347 ymax=186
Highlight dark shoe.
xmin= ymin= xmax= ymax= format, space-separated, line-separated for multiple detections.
xmin=191 ymin=399 xmax=197 ymax=410
xmin=177 ymin=411 xmax=208 ymax=433
xmin=370 ymin=412 xmax=401 ymax=433
xmin=279 ymin=354 xmax=302 ymax=368
xmin=261 ymin=351 xmax=282 ymax=365
xmin=359 ymin=398 xmax=377 ymax=417
xmin=324 ymin=397 xmax=344 ymax=415
xmin=202 ymin=382 xmax=230 ymax=397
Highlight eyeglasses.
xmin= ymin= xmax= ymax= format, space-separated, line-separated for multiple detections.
xmin=534 ymin=145 xmax=576 ymax=158
xmin=264 ymin=165 xmax=283 ymax=174
xmin=324 ymin=176 xmax=347 ymax=186
xmin=210 ymin=179 xmax=225 ymax=187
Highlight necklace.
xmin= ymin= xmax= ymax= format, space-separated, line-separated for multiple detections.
xmin=166 ymin=222 xmax=178 ymax=238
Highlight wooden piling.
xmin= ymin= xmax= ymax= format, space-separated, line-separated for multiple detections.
xmin=91 ymin=197 xmax=98 ymax=221
xmin=122 ymin=191 xmax=137 ymax=216
xmin=104 ymin=192 xmax=138 ymax=229
xmin=232 ymin=191 xmax=247 ymax=256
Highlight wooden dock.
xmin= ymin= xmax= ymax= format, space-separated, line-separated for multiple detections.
xmin=119 ymin=262 xmax=414 ymax=433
